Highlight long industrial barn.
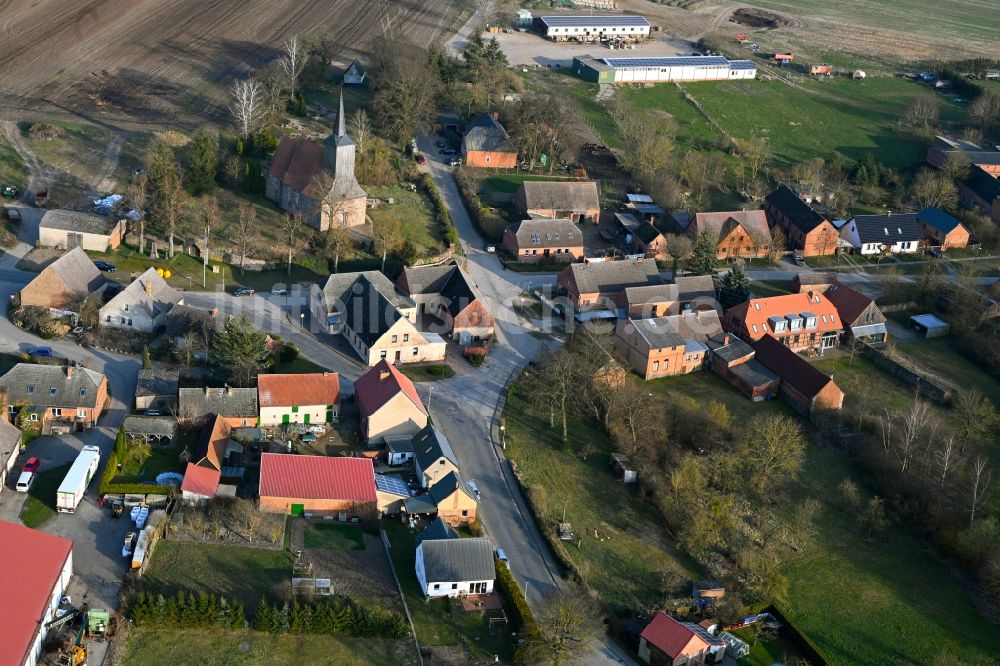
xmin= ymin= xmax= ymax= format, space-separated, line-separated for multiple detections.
xmin=536 ymin=15 xmax=651 ymax=41
xmin=573 ymin=55 xmax=758 ymax=84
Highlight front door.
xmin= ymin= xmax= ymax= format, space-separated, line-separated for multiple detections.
xmin=394 ymin=350 xmax=401 ymax=363
xmin=304 ymin=413 xmax=310 ymax=425
xmin=291 ymin=504 xmax=304 ymax=516
xmin=282 ymin=413 xmax=289 ymax=424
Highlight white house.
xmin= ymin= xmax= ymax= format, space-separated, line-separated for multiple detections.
xmin=0 ymin=520 xmax=73 ymax=666
xmin=99 ymin=267 xmax=182 ymax=333
xmin=257 ymin=373 xmax=341 ymax=426
xmin=38 ymin=209 xmax=125 ymax=252
xmin=415 ymin=533 xmax=495 ymax=598
xmin=842 ymin=213 xmax=923 ymax=255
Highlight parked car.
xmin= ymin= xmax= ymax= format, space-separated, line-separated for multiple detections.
xmin=448 ymin=157 xmax=462 ymax=167
xmin=467 ymin=479 xmax=481 ymax=501
xmin=27 ymin=346 xmax=53 ymax=357
xmin=16 ymin=471 xmax=35 ymax=492
xmin=415 ymin=154 xmax=427 ymax=165
xmin=94 ymin=261 xmax=117 ymax=272
xmin=441 ymin=148 xmax=457 ymax=156
xmin=484 ymin=244 xmax=496 ymax=253
xmin=144 ymin=410 xmax=163 ymax=416
xmin=22 ymin=457 xmax=41 ymax=474
xmin=496 ymin=548 xmax=510 ymax=569
xmin=232 ymin=287 xmax=255 ymax=296
xmin=271 ymin=286 xmax=290 ymax=296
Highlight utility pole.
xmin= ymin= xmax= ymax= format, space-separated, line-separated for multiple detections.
xmin=202 ymin=225 xmax=209 ymax=288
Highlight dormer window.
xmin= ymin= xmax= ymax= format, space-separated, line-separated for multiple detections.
xmin=26 ymin=385 xmax=34 ymax=394
xmin=50 ymin=387 xmax=57 ymax=395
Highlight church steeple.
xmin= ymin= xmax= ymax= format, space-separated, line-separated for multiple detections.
xmin=324 ymin=88 xmax=353 ymax=170
xmin=337 ymin=88 xmax=346 ymax=138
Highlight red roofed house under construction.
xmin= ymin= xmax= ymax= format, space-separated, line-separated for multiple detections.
xmin=258 ymin=453 xmax=377 ymax=518
xmin=354 ymin=360 xmax=428 ymax=443
xmin=638 ymin=611 xmax=727 ymax=666
xmin=0 ymin=519 xmax=73 ymax=666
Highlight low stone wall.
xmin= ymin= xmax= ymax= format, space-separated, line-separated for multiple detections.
xmin=861 ymin=343 xmax=956 ymax=405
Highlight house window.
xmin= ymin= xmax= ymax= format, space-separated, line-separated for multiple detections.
xmin=50 ymin=387 xmax=57 ymax=395
xmin=433 ymin=584 xmax=440 ymax=591
xmin=124 ymin=304 xmax=129 ymax=312
xmin=461 ymin=510 xmax=468 ymax=517
xmin=77 ymin=409 xmax=86 ymax=418
xmin=452 ymin=583 xmax=458 ymax=590
xmin=403 ymin=334 xmax=409 ymax=342
xmin=53 ymin=408 xmax=62 ymax=417
xmin=652 ymin=361 xmax=659 ymax=372
xmin=80 ymin=388 xmax=86 ymax=396
xmin=120 ymin=317 xmax=127 ymax=325
xmin=380 ymin=350 xmax=387 ymax=359
xmin=128 ymin=319 xmax=132 ymax=326
xmin=413 ymin=347 xmax=419 ymax=356
xmin=391 ymin=335 xmax=397 ymax=343
xmin=292 ymin=406 xmax=299 ymax=413
xmin=106 ymin=316 xmax=111 ymax=323
xmin=26 ymin=385 xmax=34 ymax=394
xmin=29 ymin=414 xmax=38 ymax=422
xmin=752 ymin=324 xmax=758 ymax=333
xmin=485 ymin=156 xmax=491 ymax=163
xmin=6 ymin=405 xmax=13 ymax=414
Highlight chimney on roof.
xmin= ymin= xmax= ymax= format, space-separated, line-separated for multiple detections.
xmin=204 ymin=386 xmax=211 ymax=396
xmin=491 ymin=111 xmax=499 ymax=121
xmin=723 ymin=334 xmax=730 ymax=345
xmin=379 ymin=369 xmax=391 ymax=383
xmin=225 ymin=384 xmax=233 ymax=396
xmin=145 ymin=280 xmax=153 ymax=297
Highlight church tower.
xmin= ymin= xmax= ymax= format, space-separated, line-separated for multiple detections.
xmin=323 ymin=89 xmax=355 ymax=177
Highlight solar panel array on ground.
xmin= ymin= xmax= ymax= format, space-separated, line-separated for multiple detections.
xmin=540 ymin=15 xmax=650 ymax=27
xmin=602 ymin=56 xmax=731 ymax=68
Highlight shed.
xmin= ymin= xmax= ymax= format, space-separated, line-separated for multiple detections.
xmin=122 ymin=415 xmax=177 ymax=445
xmin=910 ymin=314 xmax=950 ymax=338
xmin=343 ymin=60 xmax=366 ymax=85
xmin=609 ymin=453 xmax=637 ymax=483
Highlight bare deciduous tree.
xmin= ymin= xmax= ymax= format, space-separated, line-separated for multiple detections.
xmin=935 ymin=437 xmax=957 ymax=494
xmin=896 ymin=399 xmax=932 ymax=475
xmin=523 ymin=586 xmax=600 ymax=666
xmin=534 ymin=349 xmax=580 ymax=442
xmin=371 ymin=216 xmax=403 ymax=272
xmin=664 ymin=234 xmax=692 ymax=276
xmin=349 ymin=109 xmax=373 ymax=156
xmin=230 ymin=78 xmax=264 ymax=139
xmin=128 ymin=174 xmax=148 ymax=254
xmin=911 ymin=169 xmax=958 ymax=210
xmin=200 ymin=194 xmax=220 ymax=288
xmin=280 ymin=36 xmax=309 ymax=99
xmin=281 ymin=212 xmax=306 ymax=276
xmin=326 ymin=226 xmax=353 ymax=274
xmin=162 ymin=174 xmax=185 ymax=259
xmin=904 ymin=96 xmax=939 ymax=129
xmin=610 ymin=98 xmax=676 ymax=184
xmin=969 ymin=456 xmax=992 ymax=527
xmin=739 ymin=414 xmax=806 ymax=494
xmin=735 ymin=135 xmax=771 ymax=185
xmin=232 ymin=203 xmax=256 ymax=275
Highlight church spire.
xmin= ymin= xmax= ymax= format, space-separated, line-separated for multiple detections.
xmin=337 ymin=88 xmax=346 ymax=138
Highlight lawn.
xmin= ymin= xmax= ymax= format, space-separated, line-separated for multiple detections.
xmin=622 ymin=77 xmax=968 ymax=170
xmin=19 ymin=464 xmax=70 ymax=528
xmin=272 ymin=356 xmax=330 ymax=374
xmin=730 ymin=627 xmax=806 ymax=666
xmin=23 ymin=121 xmax=111 ymax=205
xmin=398 ymin=364 xmax=455 ymax=382
xmin=749 ymin=280 xmax=793 ymax=298
xmin=367 ymin=185 xmax=446 ymax=257
xmin=644 ymin=371 xmax=791 ymax=423
xmin=896 ymin=337 xmax=1000 ymax=407
xmin=0 ymin=133 xmax=28 ymax=193
xmin=115 ymin=435 xmax=189 ymax=484
xmin=383 ymin=522 xmax=513 ymax=660
xmin=303 ymin=523 xmax=365 ymax=550
xmin=502 ymin=381 xmax=700 ymax=613
xmin=142 ymin=540 xmax=292 ymax=611
xmin=120 ymin=627 xmax=418 ymax=666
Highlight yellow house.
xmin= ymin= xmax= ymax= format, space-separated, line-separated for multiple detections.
xmin=428 ymin=471 xmax=479 ymax=527
xmin=355 ymin=361 xmax=428 ymax=443
xmin=412 ymin=424 xmax=460 ymax=489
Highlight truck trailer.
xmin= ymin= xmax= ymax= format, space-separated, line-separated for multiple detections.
xmin=56 ymin=445 xmax=102 ymax=513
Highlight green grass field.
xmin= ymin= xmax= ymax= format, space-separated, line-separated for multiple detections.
xmin=303 ymin=523 xmax=365 ymax=550
xmin=121 ymin=628 xmax=418 ymax=666
xmin=368 ymin=185 xmax=446 ymax=257
xmin=503 ymin=382 xmax=700 ymax=613
xmin=142 ymin=541 xmax=292 ymax=611
xmin=623 ymin=77 xmax=967 ymax=170
xmin=115 ymin=435 xmax=189 ymax=484
xmin=398 ymin=364 xmax=456 ymax=382
xmin=0 ymin=134 xmax=28 ymax=193
xmin=19 ymin=464 xmax=70 ymax=528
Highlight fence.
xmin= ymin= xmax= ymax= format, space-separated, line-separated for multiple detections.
xmin=861 ymin=343 xmax=956 ymax=404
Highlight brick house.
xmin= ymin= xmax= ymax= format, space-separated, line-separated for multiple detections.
xmin=957 ymin=165 xmax=1000 ymax=223
xmin=0 ymin=364 xmax=108 ymax=434
xmin=258 ymin=453 xmax=377 ymax=518
xmin=688 ymin=210 xmax=771 ymax=259
xmin=19 ymin=247 xmax=105 ymax=312
xmin=917 ymin=207 xmax=970 ymax=250
xmin=515 ymin=181 xmax=600 ymax=223
xmin=723 ymin=291 xmax=842 ymax=353
xmin=180 ymin=414 xmax=241 ymax=503
xmin=502 ymin=218 xmax=584 ymax=263
xmin=557 ymin=259 xmax=662 ymax=311
xmin=752 ymin=334 xmax=844 ymax=416
xmin=611 ymin=213 xmax=667 ymax=258
xmin=763 ymin=185 xmax=840 ymax=256
xmin=461 ymin=113 xmax=518 ymax=168
xmin=638 ymin=611 xmax=727 ymax=666
xmin=613 ymin=311 xmax=722 ymax=380
xmin=824 ymin=283 xmax=888 ymax=343
xmin=398 ymin=263 xmax=496 ymax=343
xmin=38 ymin=209 xmax=126 ymax=252
xmin=705 ymin=333 xmax=779 ymax=402
xmin=355 ymin=361 xmax=428 ymax=443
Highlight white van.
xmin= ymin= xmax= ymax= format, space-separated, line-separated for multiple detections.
xmin=15 ymin=471 xmax=35 ymax=492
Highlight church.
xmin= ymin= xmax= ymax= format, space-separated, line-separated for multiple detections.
xmin=265 ymin=91 xmax=367 ymax=230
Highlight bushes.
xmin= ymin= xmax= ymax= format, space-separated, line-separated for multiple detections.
xmin=494 ymin=561 xmax=540 ymax=642
xmin=130 ymin=590 xmax=245 ymax=629
xmin=454 ymin=170 xmax=507 ymax=242
xmin=10 ymin=305 xmax=69 ymax=339
xmin=419 ymin=173 xmax=459 ymax=248
xmin=251 ymin=597 xmax=408 ymax=638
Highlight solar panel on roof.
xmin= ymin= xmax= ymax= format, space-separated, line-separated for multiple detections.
xmin=602 ymin=56 xmax=731 ymax=68
xmin=375 ymin=474 xmax=409 ymax=496
xmin=730 ymin=60 xmax=757 ymax=70
xmin=540 ymin=15 xmax=650 ymax=27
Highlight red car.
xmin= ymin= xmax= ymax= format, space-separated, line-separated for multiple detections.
xmin=22 ymin=457 xmax=40 ymax=474
xmin=415 ymin=154 xmax=427 ymax=165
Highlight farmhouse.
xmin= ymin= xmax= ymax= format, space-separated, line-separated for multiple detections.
xmin=705 ymin=333 xmax=779 ymax=402
xmin=752 ymin=334 xmax=844 ymax=416
xmin=917 ymin=207 xmax=970 ymax=250
xmin=266 ymin=91 xmax=367 ymax=230
xmin=763 ymin=185 xmax=840 ymax=256
xmin=624 ymin=284 xmax=678 ymax=318
xmin=502 ymin=218 xmax=584 ymax=263
xmin=610 ymin=213 xmax=666 ymax=258
xmin=557 ymin=258 xmax=662 ymax=310
xmin=355 ymin=360 xmax=428 ymax=443
xmin=0 ymin=520 xmax=73 ymax=666
xmin=313 ymin=270 xmax=414 ymax=332
xmin=178 ymin=386 xmax=258 ymax=427
xmin=515 ymin=180 xmax=600 ymax=223
xmin=427 ymin=470 xmax=479 ymax=526
xmin=688 ymin=210 xmax=771 ymax=259
xmin=257 ymin=372 xmax=341 ymax=426
xmin=398 ymin=263 xmax=496 ymax=343
xmin=723 ymin=291 xmax=842 ymax=353
xmin=415 ymin=533 xmax=495 ymax=598
xmin=613 ymin=311 xmax=722 ymax=380
xmin=412 ymin=423 xmax=460 ymax=489
xmin=574 ymin=55 xmax=756 ymax=84
xmin=536 ymin=14 xmax=650 ymax=41
xmin=258 ymin=453 xmax=377 ymax=518
xmin=134 ymin=367 xmax=179 ymax=412
xmin=638 ymin=611 xmax=727 ymax=666
xmin=38 ymin=209 xmax=125 ymax=252
xmin=957 ymin=165 xmax=1000 ymax=223
xmin=824 ymin=283 xmax=888 ymax=343
xmin=461 ymin=113 xmax=517 ymax=168
xmin=842 ymin=213 xmax=922 ymax=255
xmin=99 ymin=267 xmax=183 ymax=334
xmin=18 ymin=247 xmax=105 ymax=312
xmin=0 ymin=364 xmax=108 ymax=433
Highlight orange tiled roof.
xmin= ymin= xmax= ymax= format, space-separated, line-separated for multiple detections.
xmin=258 ymin=373 xmax=341 ymax=408
xmin=725 ymin=291 xmax=841 ymax=338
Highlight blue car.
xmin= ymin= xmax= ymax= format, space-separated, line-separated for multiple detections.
xmin=28 ymin=346 xmax=53 ymax=357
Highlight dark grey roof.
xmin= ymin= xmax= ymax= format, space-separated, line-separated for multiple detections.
xmin=40 ymin=247 xmax=105 ymax=295
xmin=730 ymin=60 xmax=757 ymax=70
xmin=508 ymin=218 xmax=580 ymax=248
xmin=0 ymin=364 xmax=106 ymax=409
xmin=415 ymin=516 xmax=458 ymax=545
xmin=765 ymin=185 xmax=828 ymax=234
xmin=674 ymin=275 xmax=716 ymax=303
xmin=626 ymin=311 xmax=722 ymax=350
xmin=344 ymin=60 xmax=365 ymax=77
xmin=0 ymin=419 xmax=21 ymax=454
xmin=178 ymin=387 xmax=258 ymax=419
xmin=429 ymin=470 xmax=477 ymax=505
xmin=419 ymin=537 xmax=495 ymax=583
xmin=850 ymin=213 xmax=922 ymax=244
xmin=634 ymin=219 xmax=662 ymax=245
xmin=402 ymin=263 xmax=487 ymax=321
xmin=520 ymin=181 xmax=600 ymax=213
xmin=565 ymin=259 xmax=662 ymax=295
xmin=342 ymin=275 xmax=402 ymax=347
xmin=729 ymin=359 xmax=780 ymax=389
xmin=463 ymin=114 xmax=512 ymax=153
xmin=624 ymin=318 xmax=684 ymax=349
xmin=963 ymin=165 xmax=1000 ymax=202
xmin=136 ymin=368 xmax=179 ymax=398
xmin=386 ymin=437 xmax=414 ymax=453
xmin=706 ymin=333 xmax=755 ymax=363
xmin=540 ymin=15 xmax=649 ymax=27
xmin=39 ymin=209 xmax=121 ymax=235
xmin=322 ymin=270 xmax=405 ymax=311
xmin=122 ymin=415 xmax=177 ymax=438
xmin=917 ymin=207 xmax=963 ymax=234
xmin=413 ymin=424 xmax=458 ymax=471
xmin=101 ymin=268 xmax=182 ymax=320
xmin=401 ymin=265 xmax=455 ymax=295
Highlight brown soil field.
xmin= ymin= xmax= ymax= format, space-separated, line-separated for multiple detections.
xmin=0 ymin=0 xmax=467 ymax=121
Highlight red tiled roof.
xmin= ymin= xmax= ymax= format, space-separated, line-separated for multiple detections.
xmin=0 ymin=520 xmax=73 ymax=666
xmin=824 ymin=283 xmax=877 ymax=326
xmin=354 ymin=360 xmax=425 ymax=417
xmin=259 ymin=453 xmax=377 ymax=502
xmin=752 ymin=334 xmax=839 ymax=399
xmin=194 ymin=414 xmax=231 ymax=472
xmin=725 ymin=291 xmax=841 ymax=341
xmin=181 ymin=462 xmax=221 ymax=498
xmin=640 ymin=612 xmax=707 ymax=659
xmin=258 ymin=372 xmax=340 ymax=408
xmin=268 ymin=138 xmax=325 ymax=198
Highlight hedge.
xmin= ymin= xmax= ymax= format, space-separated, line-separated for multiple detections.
xmin=130 ymin=590 xmax=245 ymax=629
xmin=251 ymin=596 xmax=408 ymax=638
xmin=419 ymin=173 xmax=459 ymax=248
xmin=454 ymin=170 xmax=507 ymax=243
xmin=763 ymin=605 xmax=831 ymax=666
xmin=99 ymin=428 xmax=173 ymax=496
xmin=494 ymin=561 xmax=540 ymax=642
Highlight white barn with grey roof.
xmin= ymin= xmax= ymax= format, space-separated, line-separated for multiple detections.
xmin=574 ymin=55 xmax=757 ymax=83
xmin=415 ymin=535 xmax=495 ymax=598
xmin=38 ymin=209 xmax=126 ymax=252
xmin=537 ymin=14 xmax=650 ymax=40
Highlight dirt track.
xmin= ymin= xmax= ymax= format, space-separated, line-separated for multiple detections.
xmin=0 ymin=0 xmax=465 ymax=119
